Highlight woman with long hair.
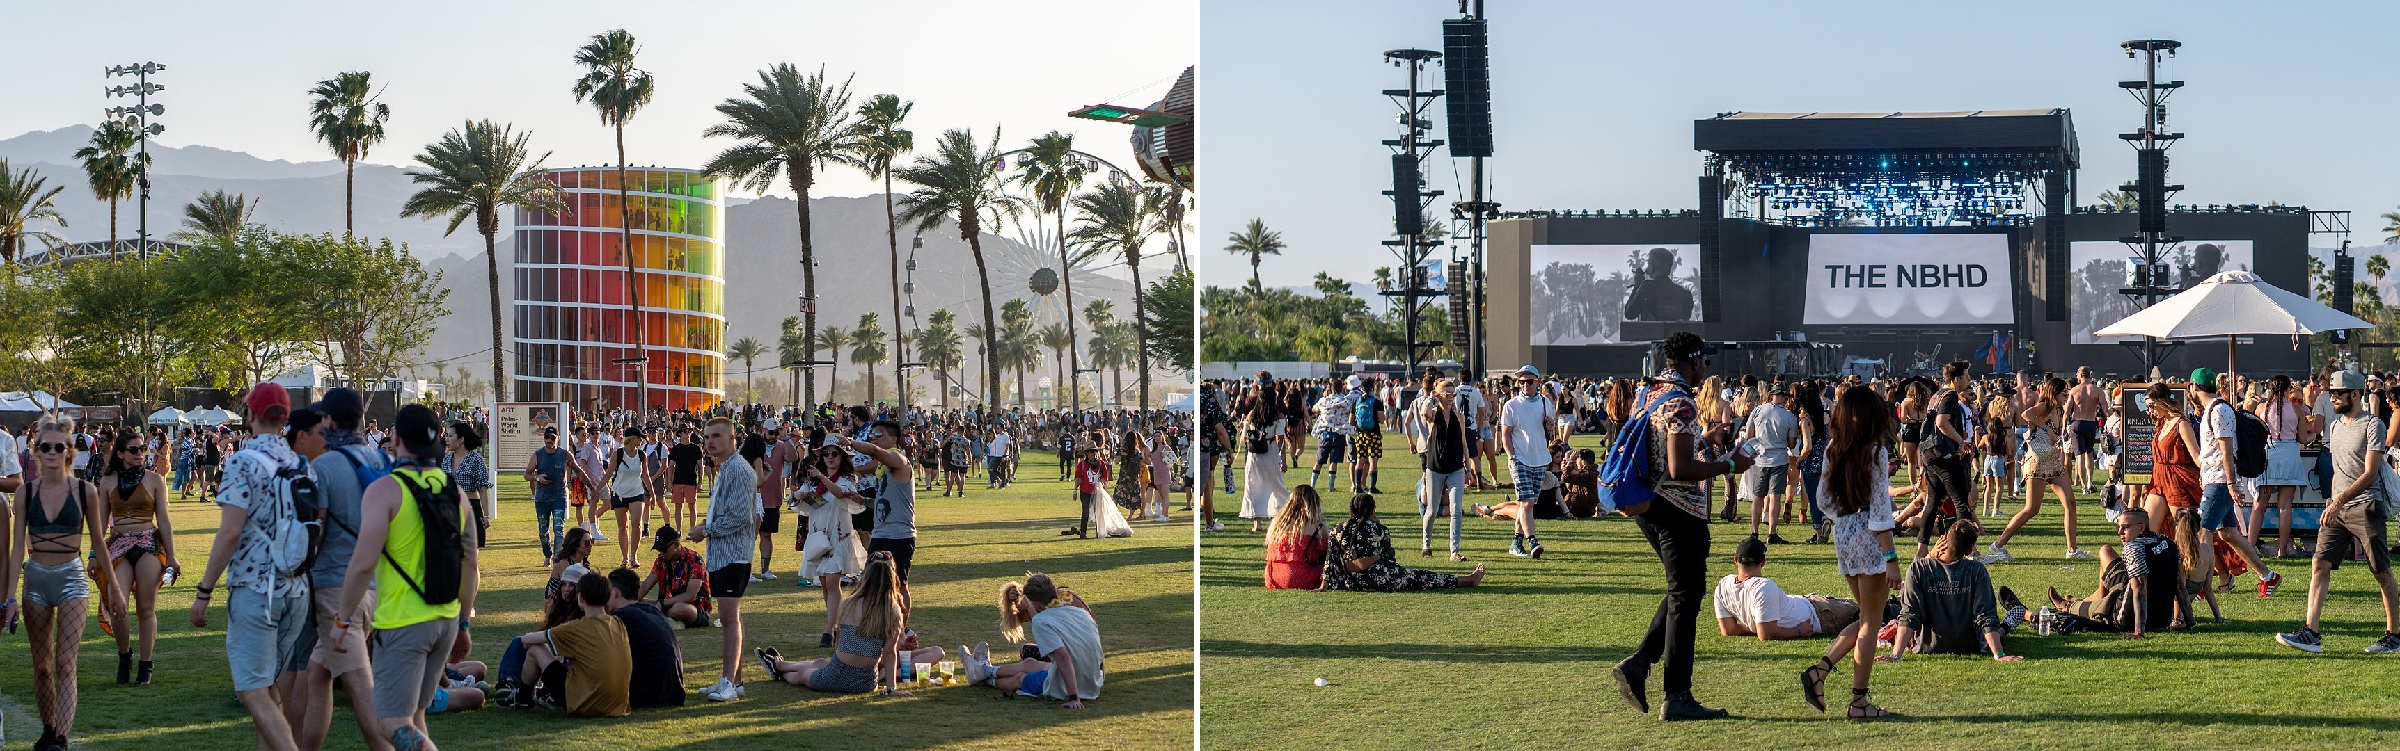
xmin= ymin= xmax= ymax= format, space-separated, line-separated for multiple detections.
xmin=101 ymin=430 xmax=175 ymax=686
xmin=2248 ymin=374 xmax=2310 ymax=557
xmin=2141 ymin=382 xmax=2220 ymax=618
xmin=1145 ymin=430 xmax=1175 ymax=522
xmin=794 ymin=445 xmax=866 ymax=647
xmin=1793 ymin=382 xmax=1830 ymax=544
xmin=1111 ymin=430 xmax=1145 ymax=515
xmin=1977 ymin=396 xmax=2015 ymax=518
xmin=1264 ymin=485 xmax=1330 ymax=589
xmin=1988 ymin=378 xmax=2088 ymax=561
xmin=1282 ymin=382 xmax=1310 ymax=468
xmin=1238 ymin=384 xmax=1291 ymax=532
xmin=4 ymin=418 xmax=120 ymax=750
xmin=442 ymin=420 xmax=492 ymax=547
xmin=1320 ymin=493 xmax=1485 ymax=591
xmin=546 ymin=527 xmax=595 ymax=607
xmin=754 ymin=555 xmax=943 ymax=695
xmin=1798 ymin=386 xmax=1900 ymax=719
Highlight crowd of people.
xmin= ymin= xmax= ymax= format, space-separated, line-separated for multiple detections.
xmin=0 ymin=389 xmax=1134 ymax=751
xmin=1216 ymin=331 xmax=2400 ymax=722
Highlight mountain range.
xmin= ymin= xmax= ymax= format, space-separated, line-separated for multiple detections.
xmin=1 ymin=125 xmax=1142 ymax=383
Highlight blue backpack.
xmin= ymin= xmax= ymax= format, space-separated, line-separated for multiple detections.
xmin=328 ymin=444 xmax=393 ymax=494
xmin=1354 ymin=396 xmax=1380 ymax=431
xmin=1596 ymin=386 xmax=1686 ymax=515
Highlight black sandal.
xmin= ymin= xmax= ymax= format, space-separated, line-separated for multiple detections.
xmin=1847 ymin=688 xmax=1889 ymax=719
xmin=1800 ymin=656 xmax=1833 ymax=712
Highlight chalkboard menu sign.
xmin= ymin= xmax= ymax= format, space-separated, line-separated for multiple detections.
xmin=2114 ymin=383 xmax=2182 ymax=485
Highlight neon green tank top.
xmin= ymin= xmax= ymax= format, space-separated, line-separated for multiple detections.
xmin=373 ymin=465 xmax=462 ymax=629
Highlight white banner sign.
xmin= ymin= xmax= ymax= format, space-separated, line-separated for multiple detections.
xmin=489 ymin=402 xmax=570 ymax=482
xmin=1805 ymin=234 xmax=2014 ymax=325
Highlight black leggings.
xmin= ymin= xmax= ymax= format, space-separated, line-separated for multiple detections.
xmin=1920 ymin=456 xmax=1974 ymax=547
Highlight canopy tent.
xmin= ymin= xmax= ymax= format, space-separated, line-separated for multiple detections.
xmin=2094 ymin=271 xmax=2372 ymax=376
xmin=189 ymin=406 xmax=240 ymax=426
xmin=147 ymin=406 xmax=188 ymax=426
xmin=1162 ymin=392 xmax=1195 ymax=414
xmin=0 ymin=391 xmax=79 ymax=413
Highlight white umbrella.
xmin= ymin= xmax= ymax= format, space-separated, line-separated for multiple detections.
xmin=2093 ymin=270 xmax=2372 ymax=375
xmin=189 ymin=406 xmax=240 ymax=426
xmin=146 ymin=406 xmax=188 ymax=426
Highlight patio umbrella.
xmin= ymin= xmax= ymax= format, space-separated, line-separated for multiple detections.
xmin=146 ymin=406 xmax=187 ymax=426
xmin=2093 ymin=270 xmax=2372 ymax=376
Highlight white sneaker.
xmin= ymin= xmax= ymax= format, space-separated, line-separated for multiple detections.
xmin=759 ymin=571 xmax=778 ymax=580
xmin=1984 ymin=544 xmax=2013 ymax=563
xmin=701 ymin=677 xmax=744 ymax=701
xmin=1203 ymin=521 xmax=1225 ymax=532
xmin=591 ymin=529 xmax=609 ymax=542
xmin=748 ymin=573 xmax=765 ymax=582
xmin=2064 ymin=549 xmax=2096 ymax=561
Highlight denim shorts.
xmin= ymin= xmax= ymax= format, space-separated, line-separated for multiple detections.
xmin=2198 ymin=483 xmax=2239 ymax=531
xmin=1017 ymin=668 xmax=1051 ymax=698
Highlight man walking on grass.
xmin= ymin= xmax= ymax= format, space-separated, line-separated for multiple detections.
xmin=1498 ymin=366 xmax=1559 ymax=558
xmin=690 ymin=417 xmax=758 ymax=701
xmin=2274 ymin=371 xmax=2400 ymax=654
xmin=189 ymin=383 xmax=315 ymax=751
xmin=2190 ymin=369 xmax=2284 ymax=598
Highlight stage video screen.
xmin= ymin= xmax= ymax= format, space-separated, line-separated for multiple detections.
xmin=2070 ymin=240 xmax=2254 ymax=344
xmin=1803 ymin=233 xmax=2014 ymax=326
xmin=1527 ymin=244 xmax=1701 ymax=345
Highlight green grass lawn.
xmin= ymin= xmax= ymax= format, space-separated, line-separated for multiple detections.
xmin=0 ymin=459 xmax=1193 ymax=750
xmin=1201 ymin=431 xmax=2400 ymax=751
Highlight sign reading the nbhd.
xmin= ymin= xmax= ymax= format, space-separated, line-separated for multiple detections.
xmin=1803 ymin=233 xmax=2014 ymax=325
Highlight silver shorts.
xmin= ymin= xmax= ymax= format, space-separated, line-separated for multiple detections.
xmin=20 ymin=559 xmax=88 ymax=608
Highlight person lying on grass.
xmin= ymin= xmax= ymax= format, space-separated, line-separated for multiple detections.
xmin=1318 ymin=493 xmax=1486 ymax=591
xmin=1878 ymin=521 xmax=2026 ymax=662
xmin=753 ymin=554 xmax=943 ymax=695
xmin=2046 ymin=507 xmax=2192 ymax=637
xmin=1713 ymin=535 xmax=1864 ymax=641
xmin=960 ymin=572 xmax=1103 ymax=709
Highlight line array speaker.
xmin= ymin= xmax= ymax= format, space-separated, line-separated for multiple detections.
xmin=1441 ymin=18 xmax=1493 ymax=158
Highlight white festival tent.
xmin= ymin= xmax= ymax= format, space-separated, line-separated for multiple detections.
xmin=0 ymin=391 xmax=79 ymax=413
xmin=2093 ymin=270 xmax=2372 ymax=375
xmin=147 ymin=406 xmax=189 ymax=425
xmin=189 ymin=406 xmax=241 ymax=426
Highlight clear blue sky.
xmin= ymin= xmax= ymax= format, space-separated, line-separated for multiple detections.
xmin=1200 ymin=0 xmax=2400 ymax=291
xmin=4 ymin=0 xmax=1193 ymax=201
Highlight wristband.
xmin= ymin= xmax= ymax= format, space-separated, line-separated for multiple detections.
xmin=1882 ymin=549 xmax=1900 ymax=562
xmin=0 ymin=597 xmax=14 ymax=609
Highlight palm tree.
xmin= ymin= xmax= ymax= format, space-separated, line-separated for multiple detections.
xmin=851 ymin=94 xmax=914 ymax=407
xmin=776 ymin=315 xmax=806 ymax=409
xmin=1224 ymin=218 xmax=1285 ymax=293
xmin=998 ymin=299 xmax=1038 ymax=406
xmin=703 ymin=63 xmax=858 ymax=410
xmin=1013 ymin=130 xmax=1091 ymax=409
xmin=1039 ymin=320 xmax=1073 ymax=409
xmin=400 ymin=120 xmax=567 ymax=402
xmin=817 ymin=325 xmax=850 ymax=403
xmin=306 ymin=71 xmax=392 ymax=237
xmin=1091 ymin=320 xmax=1136 ymax=406
xmin=2099 ymin=189 xmax=2139 ymax=212
xmin=1070 ymin=178 xmax=1166 ymax=410
xmin=73 ymin=119 xmax=146 ymax=254
xmin=177 ymin=189 xmax=257 ymax=245
xmin=917 ymin=309 xmax=964 ymax=409
xmin=2381 ymin=209 xmax=2400 ymax=244
xmin=896 ymin=127 xmax=1031 ymax=407
xmin=726 ymin=336 xmax=765 ymax=404
xmin=0 ymin=159 xmax=68 ymax=264
xmin=572 ymin=29 xmax=660 ymax=411
xmin=1083 ymin=298 xmax=1120 ymax=404
xmin=850 ymin=313 xmax=888 ymax=407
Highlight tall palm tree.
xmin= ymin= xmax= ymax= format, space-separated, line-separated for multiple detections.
xmin=401 ymin=120 xmax=567 ymax=401
xmin=817 ymin=325 xmax=850 ymax=403
xmin=896 ymin=127 xmax=1030 ymax=407
xmin=851 ymin=94 xmax=914 ymax=407
xmin=850 ymin=313 xmax=888 ymax=407
xmin=0 ymin=159 xmax=68 ymax=264
xmin=726 ymin=336 xmax=765 ymax=403
xmin=703 ymin=63 xmax=858 ymax=410
xmin=306 ymin=71 xmax=391 ymax=237
xmin=1224 ymin=217 xmax=1285 ymax=293
xmin=1083 ymin=298 xmax=1121 ymax=404
xmin=1013 ymin=130 xmax=1090 ymax=409
xmin=1091 ymin=320 xmax=1136 ymax=406
xmin=1039 ymin=320 xmax=1072 ymax=409
xmin=917 ymin=308 xmax=963 ymax=409
xmin=73 ymin=119 xmax=145 ymax=254
xmin=776 ymin=315 xmax=806 ymax=409
xmin=999 ymin=298 xmax=1037 ymax=406
xmin=176 ymin=189 xmax=257 ymax=245
xmin=2381 ymin=209 xmax=2400 ymax=244
xmin=572 ymin=29 xmax=660 ymax=411
xmin=1070 ymin=179 xmax=1166 ymax=410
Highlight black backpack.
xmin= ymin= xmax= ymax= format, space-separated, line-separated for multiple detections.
xmin=384 ymin=465 xmax=468 ymax=606
xmin=2232 ymin=406 xmax=2269 ymax=480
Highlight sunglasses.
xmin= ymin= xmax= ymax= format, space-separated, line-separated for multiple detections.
xmin=34 ymin=442 xmax=69 ymax=454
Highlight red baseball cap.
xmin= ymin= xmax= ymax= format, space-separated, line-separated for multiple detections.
xmin=243 ymin=382 xmax=290 ymax=422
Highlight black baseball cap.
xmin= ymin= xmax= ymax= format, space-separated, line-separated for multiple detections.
xmin=310 ymin=387 xmax=365 ymax=429
xmin=393 ymin=404 xmax=443 ymax=458
xmin=1734 ymin=535 xmax=1769 ymax=565
xmin=653 ymin=525 xmax=681 ymax=552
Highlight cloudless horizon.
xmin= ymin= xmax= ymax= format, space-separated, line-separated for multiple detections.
xmin=1201 ymin=0 xmax=2400 ymax=291
xmin=6 ymin=0 xmax=1193 ymax=202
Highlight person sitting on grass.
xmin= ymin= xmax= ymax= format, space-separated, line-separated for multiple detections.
xmin=1318 ymin=493 xmax=1486 ymax=591
xmin=1879 ymin=521 xmax=2026 ymax=662
xmin=2045 ymin=507 xmax=2190 ymax=638
xmin=504 ymin=572 xmax=631 ymax=717
xmin=1713 ymin=536 xmax=1859 ymax=641
xmin=753 ymin=555 xmax=941 ymax=695
xmin=607 ymin=568 xmax=687 ymax=707
xmin=1264 ymin=485 xmax=1330 ymax=590
xmin=960 ymin=572 xmax=1103 ymax=709
xmin=1872 ymin=518 xmax=2025 ymax=657
xmin=547 ymin=526 xmax=595 ymax=604
xmin=1472 ymin=439 xmax=1576 ymax=523
xmin=640 ymin=526 xmax=713 ymax=628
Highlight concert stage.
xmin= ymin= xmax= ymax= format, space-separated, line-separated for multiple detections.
xmin=1485 ymin=110 xmax=2314 ymax=378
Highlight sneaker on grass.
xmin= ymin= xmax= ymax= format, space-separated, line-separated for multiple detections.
xmin=2275 ymin=627 xmax=2323 ymax=654
xmin=1984 ymin=544 xmax=2013 ymax=563
xmin=2367 ymin=633 xmax=2400 ymax=654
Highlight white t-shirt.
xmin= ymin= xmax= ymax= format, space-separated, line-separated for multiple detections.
xmin=1743 ymin=403 xmax=1797 ymax=467
xmin=1029 ymin=605 xmax=1105 ymax=701
xmin=1712 ymin=574 xmax=1818 ymax=632
xmin=1499 ymin=394 xmax=1557 ymax=466
xmin=987 ymin=433 xmax=1013 ymax=457
xmin=2197 ymin=399 xmax=2237 ymax=486
xmin=1457 ymin=385 xmax=1489 ymax=430
xmin=0 ymin=430 xmax=20 ymax=477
